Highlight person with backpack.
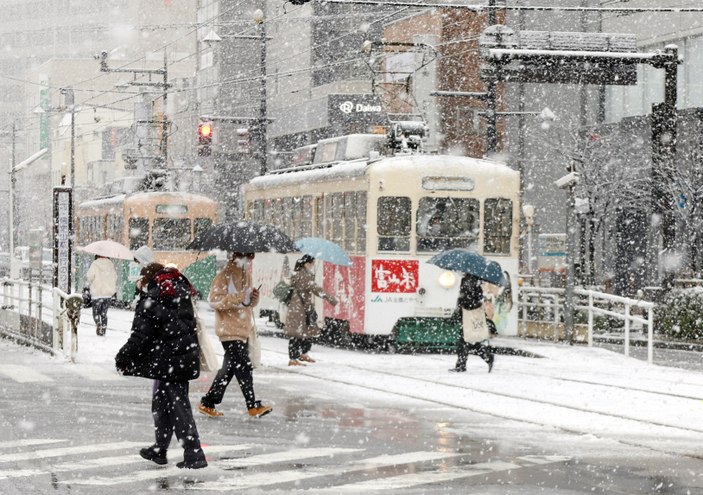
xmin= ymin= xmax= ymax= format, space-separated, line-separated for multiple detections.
xmin=197 ymin=252 xmax=272 ymax=419
xmin=115 ymin=263 xmax=208 ymax=469
xmin=284 ymin=255 xmax=337 ymax=366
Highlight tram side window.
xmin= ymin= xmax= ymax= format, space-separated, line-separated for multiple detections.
xmin=129 ymin=217 xmax=149 ymax=250
xmin=416 ymin=197 xmax=479 ymax=252
xmin=356 ymin=191 xmax=367 ymax=254
xmin=377 ymin=196 xmax=411 ymax=252
xmin=483 ymin=198 xmax=513 ymax=255
xmin=194 ymin=218 xmax=213 ymax=241
xmin=107 ymin=215 xmax=123 ymax=242
xmin=300 ymin=196 xmax=313 ymax=238
xmin=314 ymin=197 xmax=324 ymax=238
xmin=153 ymin=218 xmax=191 ymax=250
xmin=343 ymin=192 xmax=356 ymax=252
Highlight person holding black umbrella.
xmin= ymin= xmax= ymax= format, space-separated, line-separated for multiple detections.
xmin=449 ymin=273 xmax=495 ymax=373
xmin=197 ymin=252 xmax=272 ymax=419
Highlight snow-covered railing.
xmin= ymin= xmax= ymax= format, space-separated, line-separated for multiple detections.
xmin=0 ymin=278 xmax=52 ymax=352
xmin=577 ymin=289 xmax=655 ymax=364
xmin=518 ymin=286 xmax=656 ymax=364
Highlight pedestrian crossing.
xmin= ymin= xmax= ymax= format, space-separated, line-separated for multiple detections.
xmin=0 ymin=438 xmax=572 ymax=492
xmin=0 ymin=363 xmax=123 ymax=383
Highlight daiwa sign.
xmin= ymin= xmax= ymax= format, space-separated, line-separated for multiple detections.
xmin=339 ymin=100 xmax=383 ymax=114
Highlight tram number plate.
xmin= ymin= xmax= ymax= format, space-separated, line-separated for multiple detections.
xmin=371 ymin=259 xmax=418 ymax=293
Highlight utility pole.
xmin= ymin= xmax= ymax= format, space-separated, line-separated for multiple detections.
xmin=99 ymin=51 xmax=170 ymax=168
xmin=8 ymin=122 xmax=15 ymax=276
xmin=255 ymin=8 xmax=268 ymax=176
xmin=485 ymin=0 xmax=498 ymax=155
xmin=651 ymin=45 xmax=679 ymax=290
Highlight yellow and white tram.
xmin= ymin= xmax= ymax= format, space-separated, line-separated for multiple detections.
xmin=243 ymin=134 xmax=520 ymax=349
xmin=76 ymin=191 xmax=218 ymax=301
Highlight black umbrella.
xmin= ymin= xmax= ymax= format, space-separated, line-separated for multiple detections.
xmin=186 ymin=221 xmax=297 ymax=254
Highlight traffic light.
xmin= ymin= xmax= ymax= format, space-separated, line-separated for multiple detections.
xmin=197 ymin=121 xmax=213 ymax=156
xmin=236 ymin=128 xmax=251 ymax=154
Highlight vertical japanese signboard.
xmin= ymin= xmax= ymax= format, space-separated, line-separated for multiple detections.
xmin=53 ymin=187 xmax=72 ymax=293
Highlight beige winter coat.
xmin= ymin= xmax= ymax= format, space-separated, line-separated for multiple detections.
xmin=86 ymin=258 xmax=117 ymax=298
xmin=284 ymin=268 xmax=336 ymax=339
xmin=209 ymin=260 xmax=257 ymax=342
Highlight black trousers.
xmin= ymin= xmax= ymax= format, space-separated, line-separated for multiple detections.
xmin=152 ymin=380 xmax=203 ymax=460
xmin=201 ymin=340 xmax=256 ymax=409
xmin=288 ymin=337 xmax=312 ymax=360
xmin=92 ymin=298 xmax=110 ymax=327
xmin=455 ymin=336 xmax=493 ymax=370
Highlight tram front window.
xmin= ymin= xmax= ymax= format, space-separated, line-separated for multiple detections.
xmin=129 ymin=217 xmax=149 ymax=250
xmin=153 ymin=218 xmax=192 ymax=250
xmin=416 ymin=197 xmax=479 ymax=252
xmin=377 ymin=196 xmax=411 ymax=251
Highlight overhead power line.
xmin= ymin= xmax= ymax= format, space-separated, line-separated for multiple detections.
xmin=325 ymin=0 xmax=703 ymax=13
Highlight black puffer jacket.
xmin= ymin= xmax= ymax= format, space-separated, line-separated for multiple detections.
xmin=457 ymin=274 xmax=483 ymax=311
xmin=115 ymin=267 xmax=200 ymax=382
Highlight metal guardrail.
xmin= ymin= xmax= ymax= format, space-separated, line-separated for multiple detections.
xmin=518 ymin=285 xmax=656 ymax=364
xmin=0 ymin=277 xmax=82 ymax=361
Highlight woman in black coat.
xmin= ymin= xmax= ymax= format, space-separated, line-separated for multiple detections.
xmin=115 ymin=264 xmax=207 ymax=469
xmin=450 ymin=273 xmax=495 ymax=373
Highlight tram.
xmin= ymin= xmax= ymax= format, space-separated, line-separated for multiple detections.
xmin=76 ymin=191 xmax=218 ymax=302
xmin=243 ymin=130 xmax=520 ymax=350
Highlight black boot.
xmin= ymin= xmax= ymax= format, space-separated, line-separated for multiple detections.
xmin=486 ymin=353 xmax=494 ymax=373
xmin=140 ymin=446 xmax=167 ymax=465
xmin=177 ymin=449 xmax=208 ymax=469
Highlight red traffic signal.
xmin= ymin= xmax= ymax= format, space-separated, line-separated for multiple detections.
xmin=199 ymin=122 xmax=213 ymax=139
xmin=197 ymin=121 xmax=213 ymax=156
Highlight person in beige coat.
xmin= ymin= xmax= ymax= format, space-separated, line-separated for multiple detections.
xmin=285 ymin=255 xmax=337 ymax=366
xmin=197 ymin=252 xmax=272 ymax=418
xmin=86 ymin=255 xmax=117 ymax=336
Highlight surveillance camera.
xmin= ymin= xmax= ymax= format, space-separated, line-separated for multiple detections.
xmin=554 ymin=171 xmax=580 ymax=189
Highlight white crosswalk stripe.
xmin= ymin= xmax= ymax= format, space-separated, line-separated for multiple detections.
xmin=0 ymin=444 xmax=254 ymax=482
xmin=67 ymin=364 xmax=123 ymax=382
xmin=188 ymin=451 xmax=461 ymax=491
xmin=0 ymin=439 xmax=573 ymax=492
xmin=0 ymin=364 xmax=53 ymax=382
xmin=331 ymin=461 xmax=522 ymax=492
xmin=0 ymin=439 xmax=66 ymax=450
xmin=0 ymin=441 xmax=142 ymax=463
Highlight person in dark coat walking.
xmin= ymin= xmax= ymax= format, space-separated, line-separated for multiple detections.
xmin=115 ymin=263 xmax=207 ymax=469
xmin=450 ymin=273 xmax=495 ymax=373
xmin=284 ymin=255 xmax=337 ymax=366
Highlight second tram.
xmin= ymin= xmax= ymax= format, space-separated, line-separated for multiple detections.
xmin=76 ymin=191 xmax=219 ymax=301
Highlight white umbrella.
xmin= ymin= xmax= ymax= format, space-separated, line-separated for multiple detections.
xmin=79 ymin=240 xmax=134 ymax=261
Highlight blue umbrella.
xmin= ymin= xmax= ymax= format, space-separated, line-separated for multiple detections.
xmin=295 ymin=237 xmax=352 ymax=267
xmin=427 ymin=249 xmax=509 ymax=287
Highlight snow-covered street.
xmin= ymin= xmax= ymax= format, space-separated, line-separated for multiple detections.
xmin=0 ymin=305 xmax=702 ymax=493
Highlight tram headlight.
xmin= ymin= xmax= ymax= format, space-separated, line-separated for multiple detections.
xmin=438 ymin=271 xmax=456 ymax=289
